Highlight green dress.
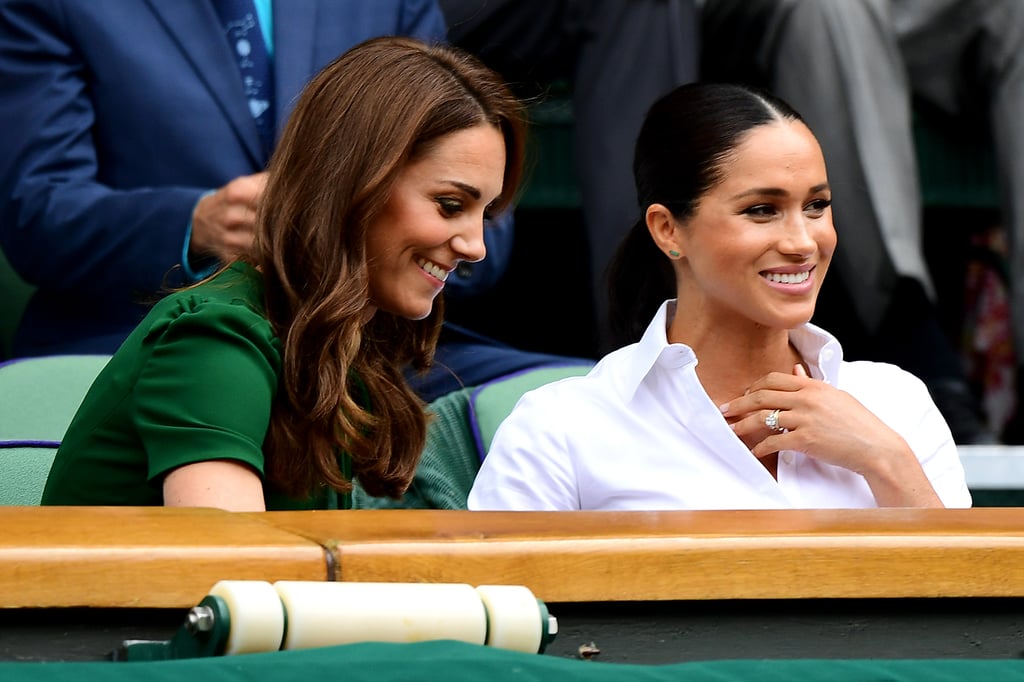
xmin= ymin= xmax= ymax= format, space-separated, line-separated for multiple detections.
xmin=41 ymin=262 xmax=346 ymax=510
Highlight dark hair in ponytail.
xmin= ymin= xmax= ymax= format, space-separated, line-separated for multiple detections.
xmin=607 ymin=82 xmax=804 ymax=347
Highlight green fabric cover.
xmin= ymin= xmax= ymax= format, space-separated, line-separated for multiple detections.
xmin=469 ymin=364 xmax=592 ymax=458
xmin=353 ymin=387 xmax=479 ymax=510
xmin=0 ymin=446 xmax=58 ymax=505
xmin=0 ymin=355 xmax=111 ymax=442
xmin=1 ymin=640 xmax=1022 ymax=681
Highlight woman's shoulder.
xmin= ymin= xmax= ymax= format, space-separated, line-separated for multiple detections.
xmin=176 ymin=262 xmax=266 ymax=311
xmin=836 ymin=359 xmax=934 ymax=417
xmin=146 ymin=264 xmax=271 ymax=333
xmin=509 ymin=353 xmax=631 ymax=419
xmin=837 ymin=359 xmax=929 ymax=391
xmin=129 ymin=264 xmax=280 ymax=370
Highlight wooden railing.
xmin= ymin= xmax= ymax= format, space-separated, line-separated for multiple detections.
xmin=1 ymin=507 xmax=1021 ymax=608
xmin=0 ymin=506 xmax=325 ymax=607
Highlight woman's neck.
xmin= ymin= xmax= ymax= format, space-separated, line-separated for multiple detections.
xmin=667 ymin=310 xmax=803 ymax=405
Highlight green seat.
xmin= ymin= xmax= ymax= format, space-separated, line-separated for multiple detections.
xmin=353 ymin=387 xmax=482 ymax=511
xmin=354 ymin=365 xmax=594 ymax=510
xmin=913 ymin=108 xmax=999 ymax=209
xmin=0 ymin=446 xmax=59 ymax=505
xmin=519 ymin=93 xmax=580 ymax=210
xmin=0 ymin=355 xmax=111 ymax=442
xmin=519 ymin=92 xmax=1002 ymax=212
xmin=0 ymin=354 xmax=111 ymax=505
xmin=469 ymin=364 xmax=592 ymax=458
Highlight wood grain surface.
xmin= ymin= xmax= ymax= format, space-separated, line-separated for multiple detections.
xmin=251 ymin=508 xmax=1024 ymax=602
xmin=0 ymin=506 xmax=326 ymax=608
xmin=2 ymin=507 xmax=1021 ymax=608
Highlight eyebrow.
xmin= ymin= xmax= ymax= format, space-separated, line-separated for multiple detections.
xmin=730 ymin=183 xmax=830 ymax=200
xmin=442 ymin=180 xmax=482 ymax=200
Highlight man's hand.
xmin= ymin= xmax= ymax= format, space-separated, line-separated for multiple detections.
xmin=190 ymin=172 xmax=268 ymax=263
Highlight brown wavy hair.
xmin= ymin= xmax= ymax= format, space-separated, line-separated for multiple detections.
xmin=249 ymin=36 xmax=526 ymax=500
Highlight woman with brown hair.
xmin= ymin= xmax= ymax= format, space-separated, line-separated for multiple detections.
xmin=42 ymin=36 xmax=525 ymax=511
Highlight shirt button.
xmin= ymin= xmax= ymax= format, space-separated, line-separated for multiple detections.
xmin=822 ymin=349 xmax=834 ymax=362
xmin=781 ymin=452 xmax=794 ymax=466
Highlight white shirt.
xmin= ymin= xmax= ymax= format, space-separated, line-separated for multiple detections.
xmin=468 ymin=301 xmax=972 ymax=511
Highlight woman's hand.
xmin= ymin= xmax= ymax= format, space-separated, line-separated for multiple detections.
xmin=719 ymin=364 xmax=943 ymax=507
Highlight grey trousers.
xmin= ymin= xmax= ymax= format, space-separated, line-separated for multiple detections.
xmin=703 ymin=0 xmax=1024 ymax=356
xmin=439 ymin=0 xmax=699 ymax=349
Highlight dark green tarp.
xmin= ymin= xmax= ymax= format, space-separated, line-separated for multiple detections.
xmin=2 ymin=640 xmax=1023 ymax=682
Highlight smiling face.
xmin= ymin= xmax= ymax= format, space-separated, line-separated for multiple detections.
xmin=364 ymin=124 xmax=506 ymax=320
xmin=663 ymin=119 xmax=835 ymax=331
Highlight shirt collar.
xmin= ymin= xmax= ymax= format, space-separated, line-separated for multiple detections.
xmin=615 ymin=300 xmax=845 ymax=401
xmin=787 ymin=321 xmax=844 ymax=383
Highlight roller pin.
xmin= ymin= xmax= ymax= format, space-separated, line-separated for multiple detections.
xmin=116 ymin=580 xmax=557 ymax=661
xmin=186 ymin=605 xmax=216 ymax=634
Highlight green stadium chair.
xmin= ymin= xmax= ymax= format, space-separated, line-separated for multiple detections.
xmin=353 ymin=387 xmax=481 ymax=510
xmin=353 ymin=364 xmax=593 ymax=510
xmin=0 ymin=355 xmax=111 ymax=443
xmin=0 ymin=446 xmax=59 ymax=506
xmin=468 ymin=364 xmax=592 ymax=459
xmin=0 ymin=354 xmax=110 ymax=505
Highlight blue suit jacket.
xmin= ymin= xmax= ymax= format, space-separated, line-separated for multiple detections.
xmin=0 ymin=0 xmax=449 ymax=355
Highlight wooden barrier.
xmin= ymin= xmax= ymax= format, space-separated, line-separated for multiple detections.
xmin=1 ymin=507 xmax=1022 ymax=608
xmin=0 ymin=507 xmax=326 ymax=608
xmin=252 ymin=508 xmax=1024 ymax=602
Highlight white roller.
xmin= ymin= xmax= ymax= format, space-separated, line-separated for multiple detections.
xmin=208 ymin=580 xmax=286 ymax=655
xmin=273 ymin=581 xmax=489 ymax=650
xmin=475 ymin=584 xmax=543 ymax=653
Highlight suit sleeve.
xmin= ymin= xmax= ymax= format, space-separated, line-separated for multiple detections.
xmin=0 ymin=0 xmax=204 ymax=296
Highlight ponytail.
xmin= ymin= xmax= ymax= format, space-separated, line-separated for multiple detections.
xmin=607 ymin=218 xmax=675 ymax=348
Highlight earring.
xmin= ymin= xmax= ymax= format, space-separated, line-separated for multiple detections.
xmin=668 ymin=250 xmax=680 ymax=258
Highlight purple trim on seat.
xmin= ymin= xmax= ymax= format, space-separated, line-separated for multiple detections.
xmin=0 ymin=440 xmax=61 ymax=449
xmin=0 ymin=354 xmax=112 ymax=371
xmin=0 ymin=357 xmax=30 ymax=370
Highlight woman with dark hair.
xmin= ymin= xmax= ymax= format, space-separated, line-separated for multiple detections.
xmin=469 ymin=82 xmax=970 ymax=511
xmin=42 ymin=36 xmax=525 ymax=511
